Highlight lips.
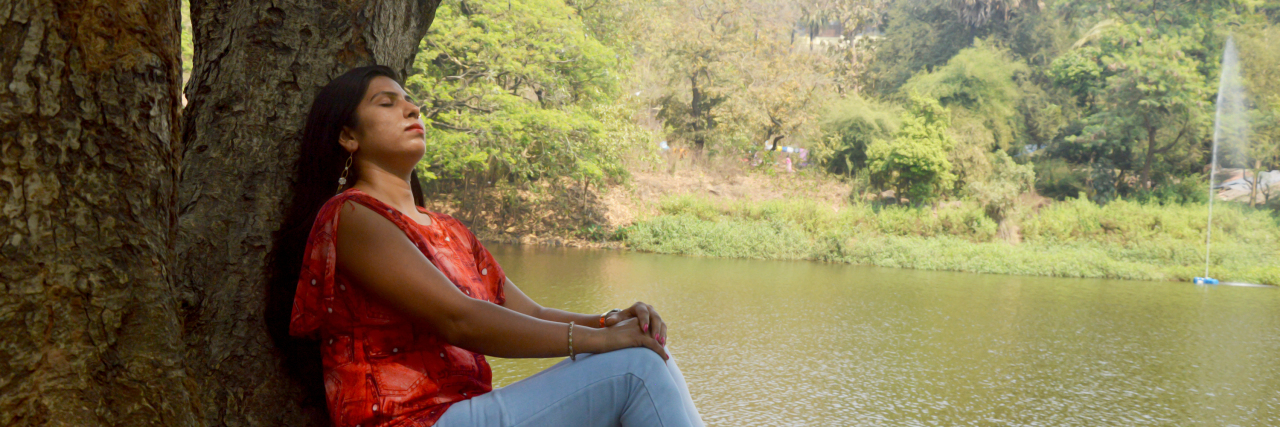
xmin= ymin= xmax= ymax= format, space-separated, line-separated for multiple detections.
xmin=405 ymin=122 xmax=425 ymax=134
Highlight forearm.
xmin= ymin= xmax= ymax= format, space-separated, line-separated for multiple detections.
xmin=447 ymin=299 xmax=602 ymax=358
xmin=535 ymin=307 xmax=605 ymax=328
xmin=500 ymin=278 xmax=606 ymax=328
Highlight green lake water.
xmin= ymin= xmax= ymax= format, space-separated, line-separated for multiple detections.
xmin=484 ymin=244 xmax=1279 ymax=426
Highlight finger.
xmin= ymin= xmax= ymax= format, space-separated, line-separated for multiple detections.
xmin=654 ymin=319 xmax=665 ymax=346
xmin=609 ymin=312 xmax=628 ymax=327
xmin=640 ymin=334 xmax=669 ymax=361
xmin=649 ymin=311 xmax=663 ymax=339
xmin=634 ymin=303 xmax=651 ymax=334
xmin=603 ymin=313 xmax=617 ymax=327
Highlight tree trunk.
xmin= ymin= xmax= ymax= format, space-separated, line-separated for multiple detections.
xmin=1250 ymin=159 xmax=1260 ymax=208
xmin=0 ymin=1 xmax=195 ymax=425
xmin=690 ymin=74 xmax=704 ymax=152
xmin=178 ymin=1 xmax=439 ymax=425
xmin=1143 ymin=125 xmax=1156 ymax=190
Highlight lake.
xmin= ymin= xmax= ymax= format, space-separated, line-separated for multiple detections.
xmin=485 ymin=244 xmax=1279 ymax=426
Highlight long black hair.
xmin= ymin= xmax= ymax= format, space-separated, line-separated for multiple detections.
xmin=267 ymin=65 xmax=426 ymax=400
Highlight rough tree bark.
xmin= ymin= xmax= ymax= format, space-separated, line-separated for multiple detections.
xmin=178 ymin=1 xmax=439 ymax=425
xmin=0 ymin=1 xmax=195 ymax=425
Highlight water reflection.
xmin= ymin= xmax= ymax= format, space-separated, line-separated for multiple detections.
xmin=485 ymin=245 xmax=1279 ymax=426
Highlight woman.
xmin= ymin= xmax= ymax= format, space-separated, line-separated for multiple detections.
xmin=281 ymin=65 xmax=703 ymax=427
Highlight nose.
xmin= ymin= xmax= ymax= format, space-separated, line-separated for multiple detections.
xmin=405 ymin=98 xmax=421 ymax=119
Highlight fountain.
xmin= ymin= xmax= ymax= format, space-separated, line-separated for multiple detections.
xmin=1198 ymin=36 xmax=1270 ymax=287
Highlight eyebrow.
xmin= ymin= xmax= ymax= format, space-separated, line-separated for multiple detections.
xmin=369 ymin=91 xmax=413 ymax=102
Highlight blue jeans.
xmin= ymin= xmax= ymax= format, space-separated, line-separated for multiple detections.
xmin=435 ymin=347 xmax=704 ymax=427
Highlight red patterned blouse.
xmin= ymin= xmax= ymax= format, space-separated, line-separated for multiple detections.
xmin=290 ymin=189 xmax=507 ymax=427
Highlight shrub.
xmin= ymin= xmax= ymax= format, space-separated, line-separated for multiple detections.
xmin=867 ymin=95 xmax=957 ymax=205
xmin=1034 ymin=158 xmax=1089 ymax=200
xmin=813 ymin=95 xmax=900 ymax=176
xmin=966 ymin=151 xmax=1035 ymax=224
xmin=627 ymin=194 xmax=1280 ymax=285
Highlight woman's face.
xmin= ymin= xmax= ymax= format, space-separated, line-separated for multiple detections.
xmin=340 ymin=76 xmax=426 ymax=173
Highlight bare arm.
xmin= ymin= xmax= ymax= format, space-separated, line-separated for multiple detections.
xmin=500 ymin=277 xmax=603 ymax=327
xmin=501 ymin=278 xmax=670 ymax=346
xmin=334 ymin=201 xmax=666 ymax=359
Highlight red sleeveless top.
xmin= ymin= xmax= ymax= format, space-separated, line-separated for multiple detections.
xmin=290 ymin=189 xmax=507 ymax=427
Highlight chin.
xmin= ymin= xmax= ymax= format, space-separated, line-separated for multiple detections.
xmin=404 ymin=142 xmax=426 ymax=161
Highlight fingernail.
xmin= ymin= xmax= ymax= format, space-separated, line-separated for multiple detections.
xmin=642 ymin=324 xmax=649 ymax=333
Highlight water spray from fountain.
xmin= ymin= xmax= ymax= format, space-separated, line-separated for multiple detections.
xmin=1198 ymin=35 xmax=1253 ymax=286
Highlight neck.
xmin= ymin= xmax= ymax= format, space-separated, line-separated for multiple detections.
xmin=352 ymin=163 xmax=417 ymax=210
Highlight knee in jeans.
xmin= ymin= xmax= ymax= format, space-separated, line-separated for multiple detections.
xmin=616 ymin=348 xmax=667 ymax=379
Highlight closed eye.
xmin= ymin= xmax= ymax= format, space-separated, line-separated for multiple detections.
xmin=370 ymin=90 xmax=408 ymax=107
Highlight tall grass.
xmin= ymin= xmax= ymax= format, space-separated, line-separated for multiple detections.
xmin=623 ymin=195 xmax=1280 ymax=285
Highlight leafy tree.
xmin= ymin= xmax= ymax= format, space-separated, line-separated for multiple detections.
xmin=724 ymin=34 xmax=835 ymax=153
xmin=865 ymin=0 xmax=975 ymax=94
xmin=638 ymin=0 xmax=851 ymax=157
xmin=868 ymin=95 xmax=958 ymax=204
xmin=903 ymin=40 xmax=1027 ymax=152
xmin=1237 ymin=22 xmax=1280 ymax=171
xmin=966 ymin=150 xmax=1035 ymax=239
xmin=796 ymin=0 xmax=887 ymax=45
xmin=863 ymin=0 xmax=1048 ymax=94
xmin=900 ymin=40 xmax=1032 ymax=190
xmin=646 ymin=0 xmax=746 ymax=152
xmin=948 ymin=0 xmax=1026 ymax=29
xmin=407 ymin=0 xmax=632 ymax=189
xmin=1050 ymin=22 xmax=1212 ymax=190
xmin=815 ymin=94 xmax=900 ymax=176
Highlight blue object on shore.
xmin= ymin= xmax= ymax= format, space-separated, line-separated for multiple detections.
xmin=1194 ymin=277 xmax=1219 ymax=285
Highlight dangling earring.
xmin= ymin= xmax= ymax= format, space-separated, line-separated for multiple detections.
xmin=336 ymin=152 xmax=353 ymax=194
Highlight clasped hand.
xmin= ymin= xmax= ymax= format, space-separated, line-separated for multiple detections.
xmin=600 ymin=302 xmax=668 ymax=359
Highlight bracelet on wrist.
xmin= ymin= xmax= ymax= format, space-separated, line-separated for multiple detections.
xmin=567 ymin=321 xmax=576 ymax=361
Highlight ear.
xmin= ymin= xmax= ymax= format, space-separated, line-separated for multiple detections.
xmin=338 ymin=127 xmax=359 ymax=154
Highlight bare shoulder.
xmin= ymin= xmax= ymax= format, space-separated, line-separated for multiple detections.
xmin=335 ymin=200 xmax=402 ymax=243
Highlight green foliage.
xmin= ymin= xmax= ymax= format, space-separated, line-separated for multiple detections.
xmin=1021 ymin=196 xmax=1249 ymax=244
xmin=625 ymin=214 xmax=815 ymax=260
xmin=648 ymin=0 xmax=749 ymax=152
xmin=626 ymin=194 xmax=1280 ymax=284
xmin=1033 ymin=157 xmax=1090 ymax=199
xmin=864 ymin=0 xmax=977 ymax=94
xmin=945 ymin=111 xmax=996 ymax=188
xmin=965 ymin=151 xmax=1035 ymax=223
xmin=856 ymin=0 xmax=1280 ymax=202
xmin=813 ymin=95 xmax=900 ymax=176
xmin=903 ymin=40 xmax=1028 ymax=152
xmin=867 ymin=95 xmax=957 ymax=204
xmin=1236 ymin=22 xmax=1280 ymax=169
xmin=1132 ymin=174 xmax=1210 ymax=205
xmin=180 ymin=0 xmax=193 ymax=78
xmin=407 ymin=0 xmax=638 ymax=187
xmin=1050 ymin=21 xmax=1213 ymax=189
xmin=646 ymin=0 xmax=836 ymax=155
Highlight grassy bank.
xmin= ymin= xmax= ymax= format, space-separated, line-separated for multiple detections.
xmin=621 ymin=195 xmax=1280 ymax=285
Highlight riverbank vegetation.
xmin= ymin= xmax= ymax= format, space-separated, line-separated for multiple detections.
xmin=393 ymin=0 xmax=1280 ymax=283
xmin=623 ymin=193 xmax=1280 ymax=284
